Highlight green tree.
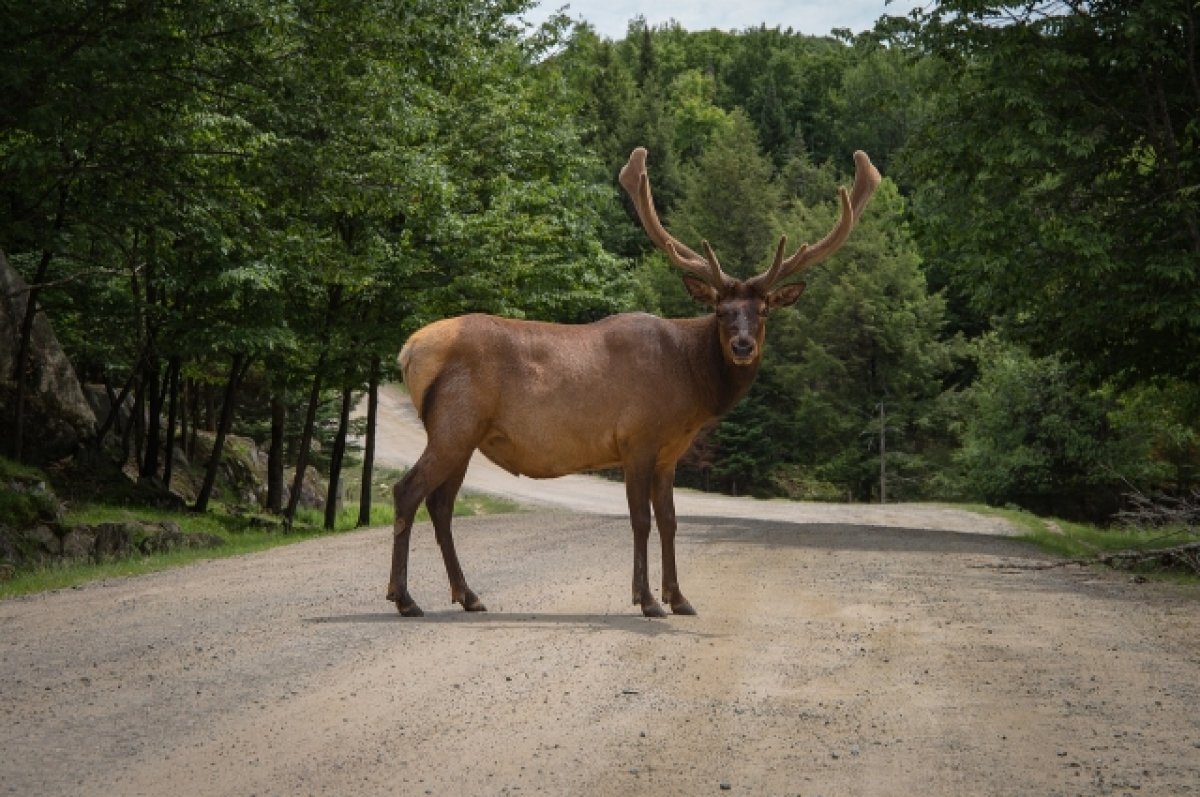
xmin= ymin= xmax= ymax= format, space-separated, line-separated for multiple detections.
xmin=826 ymin=33 xmax=931 ymax=177
xmin=664 ymin=70 xmax=733 ymax=163
xmin=670 ymin=112 xmax=782 ymax=279
xmin=768 ymin=172 xmax=951 ymax=500
xmin=952 ymin=338 xmax=1151 ymax=519
xmin=0 ymin=0 xmax=278 ymax=465
xmin=898 ymin=0 xmax=1200 ymax=385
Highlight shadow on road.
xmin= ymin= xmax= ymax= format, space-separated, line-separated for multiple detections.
xmin=305 ymin=610 xmax=718 ymax=638
xmin=683 ymin=516 xmax=1040 ymax=558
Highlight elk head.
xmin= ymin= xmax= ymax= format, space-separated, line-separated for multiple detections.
xmin=619 ymin=147 xmax=881 ymax=366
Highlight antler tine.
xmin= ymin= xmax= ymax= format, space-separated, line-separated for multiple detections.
xmin=620 ymin=147 xmax=728 ymax=290
xmin=756 ymin=234 xmax=794 ymax=292
xmin=751 ymin=150 xmax=881 ymax=292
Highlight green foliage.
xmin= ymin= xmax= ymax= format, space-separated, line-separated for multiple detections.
xmin=0 ymin=458 xmax=58 ymax=527
xmin=665 ymin=70 xmax=733 ymax=161
xmin=951 ymin=338 xmax=1152 ymax=516
xmin=2 ymin=0 xmax=634 ymax=511
xmin=767 ymin=175 xmax=952 ymax=499
xmin=5 ymin=2 xmax=1195 ymax=522
xmin=1110 ymin=381 xmax=1200 ymax=490
xmin=0 ymin=456 xmax=44 ymax=483
xmin=0 ymin=491 xmax=54 ymax=529
xmin=897 ymin=0 xmax=1200 ymax=384
xmin=670 ymin=113 xmax=783 ymax=279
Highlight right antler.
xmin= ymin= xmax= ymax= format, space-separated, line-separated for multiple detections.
xmin=619 ymin=147 xmax=730 ymax=291
xmin=748 ymin=150 xmax=881 ymax=293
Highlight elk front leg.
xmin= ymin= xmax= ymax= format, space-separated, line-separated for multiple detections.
xmin=426 ymin=461 xmax=486 ymax=612
xmin=652 ymin=465 xmax=695 ymax=615
xmin=626 ymin=460 xmax=666 ymax=618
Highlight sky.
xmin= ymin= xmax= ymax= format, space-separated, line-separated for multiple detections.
xmin=519 ymin=0 xmax=927 ymax=40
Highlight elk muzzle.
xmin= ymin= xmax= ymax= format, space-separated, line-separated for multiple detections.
xmin=729 ymin=336 xmax=758 ymax=364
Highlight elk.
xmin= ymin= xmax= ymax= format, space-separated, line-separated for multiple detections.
xmin=388 ymin=146 xmax=880 ymax=618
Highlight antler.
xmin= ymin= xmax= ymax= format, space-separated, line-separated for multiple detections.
xmin=619 ymin=147 xmax=730 ymax=290
xmin=748 ymin=150 xmax=881 ymax=293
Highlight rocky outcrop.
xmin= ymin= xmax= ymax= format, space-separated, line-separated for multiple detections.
xmin=172 ymin=432 xmax=326 ymax=510
xmin=1 ymin=518 xmax=224 ymax=573
xmin=0 ymin=249 xmax=97 ymax=462
xmin=0 ymin=472 xmax=224 ymax=576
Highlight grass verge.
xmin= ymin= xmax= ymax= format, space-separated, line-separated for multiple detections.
xmin=1 ymin=481 xmax=521 ymax=600
xmin=957 ymin=503 xmax=1200 ymax=579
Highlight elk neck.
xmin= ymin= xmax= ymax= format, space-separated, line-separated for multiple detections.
xmin=697 ymin=313 xmax=762 ymax=418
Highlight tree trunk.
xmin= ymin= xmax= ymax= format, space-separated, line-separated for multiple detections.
xmin=162 ymin=357 xmax=181 ymax=492
xmin=283 ymin=285 xmax=342 ymax=528
xmin=283 ymin=361 xmax=325 ymax=528
xmin=102 ymin=375 xmax=121 ymax=436
xmin=324 ymin=384 xmax=354 ymax=531
xmin=138 ymin=255 xmax=163 ymax=481
xmin=266 ymin=392 xmax=286 ymax=514
xmin=193 ymin=353 xmax=250 ymax=514
xmin=357 ymin=356 xmax=380 ymax=528
xmin=120 ymin=375 xmax=142 ymax=468
xmin=94 ymin=359 xmax=141 ymax=448
xmin=185 ymin=378 xmax=199 ymax=459
xmin=7 ymin=185 xmax=66 ymax=462
xmin=203 ymin=385 xmax=217 ymax=433
xmin=139 ymin=352 xmax=163 ymax=480
xmin=8 ymin=248 xmax=52 ymax=461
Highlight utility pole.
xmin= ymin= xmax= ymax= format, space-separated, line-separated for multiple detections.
xmin=878 ymin=402 xmax=887 ymax=504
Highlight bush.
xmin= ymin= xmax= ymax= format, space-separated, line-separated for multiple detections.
xmin=951 ymin=339 xmax=1150 ymax=521
xmin=0 ymin=458 xmax=63 ymax=527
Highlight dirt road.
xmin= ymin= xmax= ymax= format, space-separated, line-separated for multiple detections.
xmin=2 ymin=388 xmax=1198 ymax=796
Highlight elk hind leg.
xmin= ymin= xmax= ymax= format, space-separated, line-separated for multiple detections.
xmin=426 ymin=460 xmax=486 ymax=612
xmin=389 ymin=469 xmax=427 ymax=617
xmin=388 ymin=420 xmax=481 ymax=617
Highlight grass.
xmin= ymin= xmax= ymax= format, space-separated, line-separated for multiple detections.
xmin=0 ymin=456 xmax=47 ymax=481
xmin=957 ymin=502 xmax=1200 ymax=578
xmin=0 ymin=467 xmax=521 ymax=600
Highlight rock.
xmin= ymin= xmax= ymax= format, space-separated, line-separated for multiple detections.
xmin=187 ymin=432 xmax=326 ymax=510
xmin=60 ymin=527 xmax=96 ymax=559
xmin=57 ymin=520 xmax=225 ymax=562
xmin=134 ymin=521 xmax=222 ymax=554
xmin=0 ymin=473 xmax=225 ymax=572
xmin=134 ymin=521 xmax=185 ymax=554
xmin=0 ymin=249 xmax=97 ymax=463
xmin=28 ymin=524 xmax=60 ymax=556
xmin=91 ymin=522 xmax=135 ymax=559
xmin=284 ymin=464 xmax=328 ymax=511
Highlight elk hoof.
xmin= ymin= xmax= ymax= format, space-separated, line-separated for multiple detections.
xmin=671 ymin=599 xmax=697 ymax=616
xmin=458 ymin=589 xmax=487 ymax=612
xmin=641 ymin=601 xmax=668 ymax=619
xmin=392 ymin=591 xmax=424 ymax=617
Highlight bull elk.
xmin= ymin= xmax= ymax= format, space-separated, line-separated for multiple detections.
xmin=389 ymin=146 xmax=880 ymax=617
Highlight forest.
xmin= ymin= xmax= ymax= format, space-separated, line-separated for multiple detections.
xmin=2 ymin=0 xmax=1197 ymax=527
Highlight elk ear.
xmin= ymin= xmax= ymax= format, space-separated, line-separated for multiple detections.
xmin=682 ymin=275 xmax=720 ymax=307
xmin=768 ymin=282 xmax=806 ymax=308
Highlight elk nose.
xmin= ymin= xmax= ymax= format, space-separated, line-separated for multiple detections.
xmin=730 ymin=338 xmax=757 ymax=361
